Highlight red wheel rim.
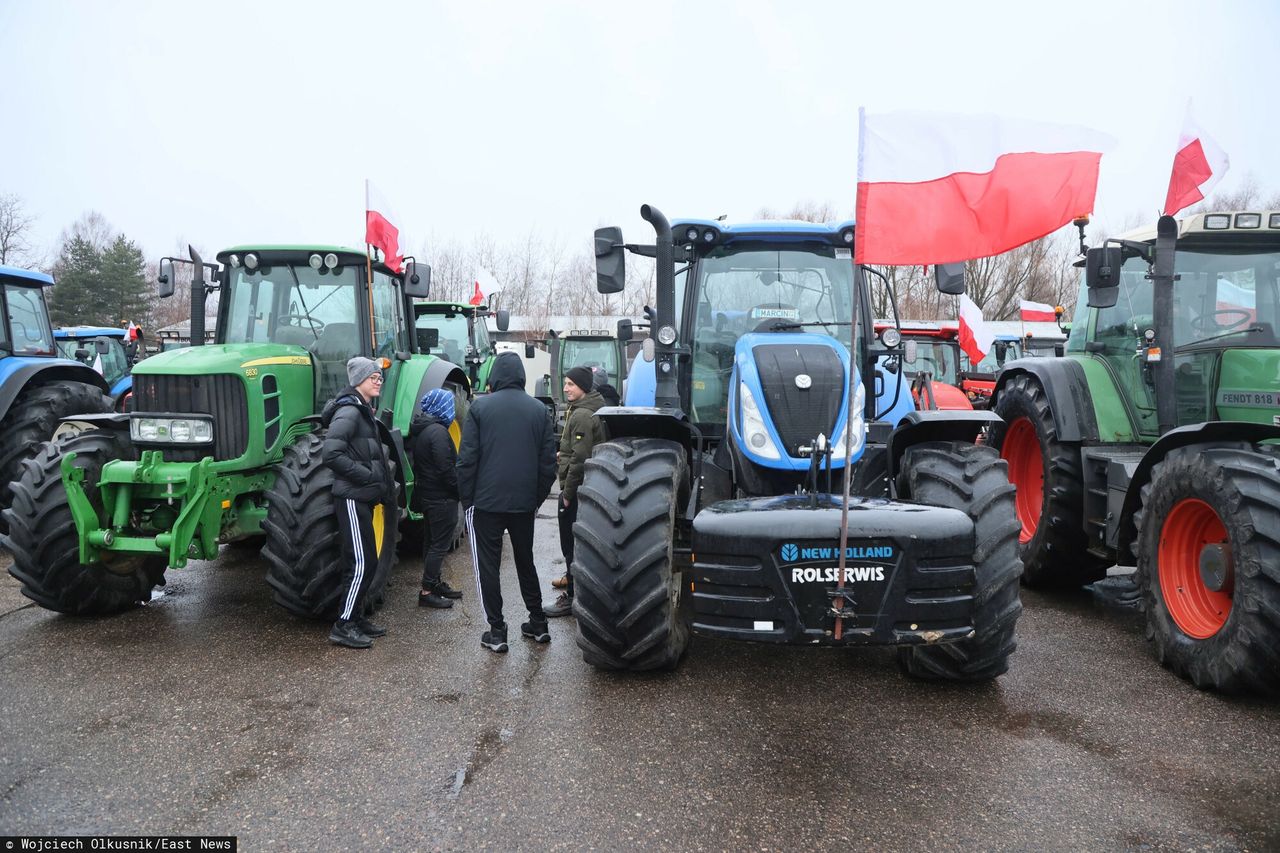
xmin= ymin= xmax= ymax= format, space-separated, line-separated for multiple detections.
xmin=1158 ymin=498 xmax=1231 ymax=639
xmin=1001 ymin=417 xmax=1044 ymax=544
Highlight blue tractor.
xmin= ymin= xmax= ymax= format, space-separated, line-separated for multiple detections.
xmin=573 ymin=207 xmax=1023 ymax=680
xmin=53 ymin=326 xmax=134 ymax=409
xmin=0 ymin=267 xmax=112 ymax=530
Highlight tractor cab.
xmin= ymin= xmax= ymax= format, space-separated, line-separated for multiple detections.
xmin=54 ymin=326 xmax=133 ymax=406
xmin=412 ymin=301 xmax=509 ymax=391
xmin=877 ymin=322 xmax=972 ymax=411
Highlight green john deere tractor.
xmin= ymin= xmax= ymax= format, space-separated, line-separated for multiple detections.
xmin=987 ymin=211 xmax=1280 ymax=692
xmin=2 ymin=245 xmax=470 ymax=618
xmin=412 ymin=301 xmax=509 ymax=393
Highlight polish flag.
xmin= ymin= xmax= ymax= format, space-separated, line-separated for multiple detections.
xmin=1019 ymin=299 xmax=1058 ymax=322
xmin=1163 ymin=104 xmax=1229 ymax=217
xmin=957 ymin=294 xmax=995 ymax=364
xmin=125 ymin=321 xmax=139 ymax=342
xmin=365 ymin=179 xmax=404 ymax=273
xmin=855 ymin=109 xmax=1115 ymax=264
xmin=471 ymin=267 xmax=498 ymax=307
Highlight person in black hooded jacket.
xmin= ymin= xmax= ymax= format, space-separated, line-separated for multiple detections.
xmin=410 ymin=388 xmax=464 ymax=609
xmin=320 ymin=356 xmax=397 ymax=649
xmin=456 ymin=351 xmax=557 ymax=652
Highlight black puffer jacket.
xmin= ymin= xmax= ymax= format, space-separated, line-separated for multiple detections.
xmin=456 ymin=352 xmax=556 ymax=512
xmin=321 ymin=388 xmax=396 ymax=504
xmin=409 ymin=411 xmax=459 ymax=508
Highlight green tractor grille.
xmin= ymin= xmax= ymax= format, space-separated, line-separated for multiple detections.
xmin=131 ymin=374 xmax=250 ymax=461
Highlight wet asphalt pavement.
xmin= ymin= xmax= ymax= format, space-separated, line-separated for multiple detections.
xmin=1 ymin=494 xmax=1277 ymax=851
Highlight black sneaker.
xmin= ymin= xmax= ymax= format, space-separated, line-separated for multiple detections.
xmin=419 ymin=590 xmax=455 ymax=609
xmin=481 ymin=626 xmax=509 ymax=653
xmin=329 ymin=620 xmax=372 ymax=649
xmin=357 ymin=617 xmax=387 ymax=638
xmin=543 ymin=593 xmax=574 ymax=618
xmin=431 ymin=581 xmax=464 ymax=600
xmin=521 ymin=620 xmax=550 ymax=643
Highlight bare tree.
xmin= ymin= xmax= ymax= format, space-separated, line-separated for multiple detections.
xmin=0 ymin=193 xmax=36 ymax=266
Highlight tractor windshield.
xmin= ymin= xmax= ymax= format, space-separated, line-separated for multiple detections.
xmin=561 ymin=337 xmax=618 ymax=378
xmin=907 ymin=338 xmax=960 ymax=384
xmin=415 ymin=312 xmax=470 ymax=364
xmin=3 ymin=283 xmax=56 ymax=356
xmin=57 ymin=336 xmax=129 ymax=384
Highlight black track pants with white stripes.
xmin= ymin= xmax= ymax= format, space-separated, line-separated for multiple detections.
xmin=335 ymin=498 xmax=379 ymax=622
xmin=466 ymin=507 xmax=545 ymax=629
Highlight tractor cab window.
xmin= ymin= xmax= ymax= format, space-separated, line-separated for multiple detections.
xmin=3 ymin=284 xmax=55 ymax=356
xmin=689 ymin=244 xmax=854 ymax=424
xmin=473 ymin=316 xmax=493 ymax=359
xmin=416 ymin=312 xmax=469 ymax=364
xmin=370 ymin=270 xmax=408 ymax=361
xmin=1093 ymin=256 xmax=1157 ymax=433
xmin=561 ymin=338 xmax=618 ymax=378
xmin=908 ymin=338 xmax=960 ymax=384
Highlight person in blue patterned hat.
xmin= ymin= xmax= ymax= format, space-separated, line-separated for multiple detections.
xmin=409 ymin=388 xmax=465 ymax=608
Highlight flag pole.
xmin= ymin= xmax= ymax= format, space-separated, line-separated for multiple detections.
xmin=364 ymin=179 xmax=377 ymax=359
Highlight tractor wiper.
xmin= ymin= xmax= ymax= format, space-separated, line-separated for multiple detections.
xmin=1175 ymin=324 xmax=1262 ymax=351
xmin=286 ymin=265 xmax=322 ymax=340
xmin=768 ymin=321 xmax=853 ymax=330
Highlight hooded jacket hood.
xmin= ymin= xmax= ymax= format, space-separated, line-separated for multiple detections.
xmin=487 ymin=351 xmax=526 ymax=392
xmin=321 ymin=386 xmax=367 ymax=427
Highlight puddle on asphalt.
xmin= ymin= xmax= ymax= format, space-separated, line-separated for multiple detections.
xmin=447 ymin=726 xmax=514 ymax=799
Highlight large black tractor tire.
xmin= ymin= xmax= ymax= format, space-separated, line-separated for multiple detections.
xmin=897 ymin=441 xmax=1024 ymax=682
xmin=1133 ymin=448 xmax=1280 ymax=694
xmin=2 ymin=430 xmax=165 ymax=614
xmin=0 ymin=381 xmax=111 ymax=532
xmin=263 ymin=432 xmax=399 ymax=619
xmin=989 ymin=373 xmax=1108 ymax=588
xmin=572 ymin=438 xmax=691 ymax=671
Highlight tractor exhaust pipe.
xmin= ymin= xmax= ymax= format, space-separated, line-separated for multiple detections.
xmin=641 ymin=204 xmax=679 ymax=412
xmin=188 ymin=245 xmax=206 ymax=347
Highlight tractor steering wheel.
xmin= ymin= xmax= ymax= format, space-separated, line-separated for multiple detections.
xmin=1190 ymin=308 xmax=1253 ymax=335
xmin=279 ymin=313 xmax=325 ymax=334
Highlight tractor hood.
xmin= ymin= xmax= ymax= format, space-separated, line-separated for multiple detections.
xmin=728 ymin=331 xmax=865 ymax=471
xmin=132 ymin=343 xmax=313 ymax=377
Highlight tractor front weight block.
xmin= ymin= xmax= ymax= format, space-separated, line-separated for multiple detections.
xmin=690 ymin=494 xmax=978 ymax=646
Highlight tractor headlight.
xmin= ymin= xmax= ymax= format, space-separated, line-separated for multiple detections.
xmin=309 ymin=253 xmax=324 ymax=269
xmin=131 ymin=416 xmax=214 ymax=444
xmin=738 ymin=382 xmax=781 ymax=460
xmin=832 ymin=381 xmax=867 ymax=460
xmin=656 ymin=325 xmax=678 ymax=346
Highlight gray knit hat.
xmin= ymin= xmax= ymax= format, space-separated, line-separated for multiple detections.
xmin=347 ymin=356 xmax=380 ymax=387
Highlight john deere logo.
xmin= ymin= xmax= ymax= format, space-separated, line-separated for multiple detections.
xmin=780 ymin=543 xmax=799 ymax=561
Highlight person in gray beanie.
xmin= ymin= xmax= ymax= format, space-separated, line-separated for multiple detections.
xmin=319 ymin=356 xmax=397 ymax=649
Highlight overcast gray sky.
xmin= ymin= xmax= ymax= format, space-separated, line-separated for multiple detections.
xmin=3 ymin=0 xmax=1278 ymax=263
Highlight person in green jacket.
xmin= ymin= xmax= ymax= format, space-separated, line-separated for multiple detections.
xmin=545 ymin=365 xmax=607 ymax=618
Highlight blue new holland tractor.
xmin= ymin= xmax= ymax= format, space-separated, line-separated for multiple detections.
xmin=573 ymin=206 xmax=1023 ymax=680
xmin=0 ymin=266 xmax=111 ymax=531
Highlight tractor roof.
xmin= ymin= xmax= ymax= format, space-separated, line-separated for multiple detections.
xmin=215 ymin=245 xmax=398 ymax=275
xmin=54 ymin=326 xmax=127 ymax=339
xmin=1117 ymin=210 xmax=1280 ymax=243
xmin=0 ymin=264 xmax=54 ymax=287
xmin=414 ymin=302 xmax=479 ymax=315
xmin=673 ymin=218 xmax=857 ymax=244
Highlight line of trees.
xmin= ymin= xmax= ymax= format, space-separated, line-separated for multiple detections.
xmin=5 ymin=178 xmax=1278 ymax=335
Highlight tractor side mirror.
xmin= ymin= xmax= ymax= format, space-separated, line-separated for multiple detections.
xmin=94 ymin=337 xmax=112 ymax=355
xmin=495 ymin=308 xmax=510 ymax=332
xmin=594 ymin=226 xmax=625 ymax=294
xmin=994 ymin=340 xmax=1008 ymax=365
xmin=157 ymin=258 xmax=175 ymax=298
xmin=1085 ymin=247 xmax=1122 ymax=309
xmin=934 ymin=262 xmax=965 ymax=295
xmin=74 ymin=347 xmax=92 ymax=363
xmin=403 ymin=260 xmax=431 ymax=298
xmin=903 ymin=339 xmax=918 ymax=364
xmin=616 ymin=318 xmax=634 ymax=343
xmin=524 ymin=342 xmax=536 ymax=359
xmin=416 ymin=327 xmax=439 ymax=351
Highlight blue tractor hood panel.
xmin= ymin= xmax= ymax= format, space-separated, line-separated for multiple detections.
xmin=730 ymin=332 xmax=861 ymax=471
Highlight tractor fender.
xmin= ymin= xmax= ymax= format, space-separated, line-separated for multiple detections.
xmin=596 ymin=406 xmax=699 ymax=450
xmin=886 ymin=409 xmax=1003 ymax=486
xmin=992 ymin=358 xmax=1098 ymax=443
xmin=1115 ymin=421 xmax=1280 ymax=560
xmin=0 ymin=359 xmax=111 ymax=423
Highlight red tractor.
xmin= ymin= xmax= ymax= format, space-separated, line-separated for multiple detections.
xmin=878 ymin=323 xmax=973 ymax=411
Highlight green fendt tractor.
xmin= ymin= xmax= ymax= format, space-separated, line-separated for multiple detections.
xmin=413 ymin=301 xmax=510 ymax=393
xmin=987 ymin=211 xmax=1280 ymax=692
xmin=2 ymin=246 xmax=470 ymax=618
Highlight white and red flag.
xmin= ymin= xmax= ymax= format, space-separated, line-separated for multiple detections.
xmin=1019 ymin=299 xmax=1058 ymax=322
xmin=957 ymin=293 xmax=995 ymax=364
xmin=125 ymin=321 xmax=138 ymax=342
xmin=365 ymin=179 xmax=404 ymax=273
xmin=1163 ymin=103 xmax=1229 ymax=217
xmin=855 ymin=109 xmax=1115 ymax=265
xmin=471 ymin=267 xmax=498 ymax=307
